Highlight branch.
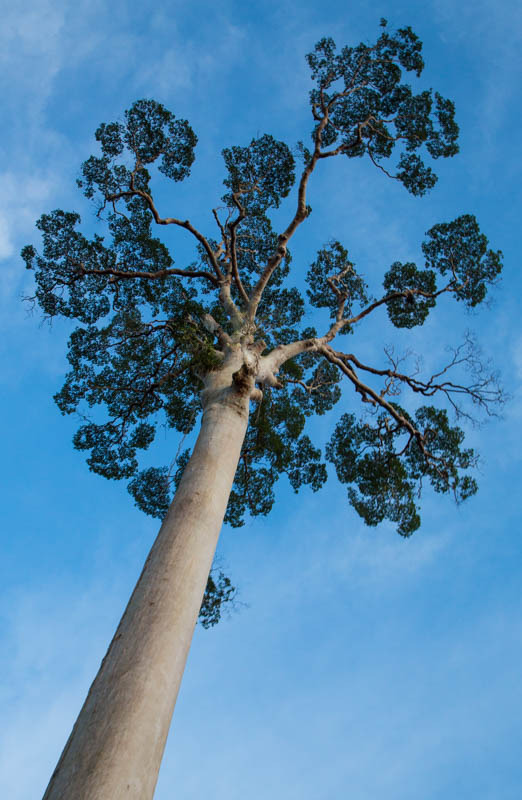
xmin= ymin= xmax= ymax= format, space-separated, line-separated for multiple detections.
xmin=344 ymin=284 xmax=454 ymax=327
xmin=107 ymin=175 xmax=224 ymax=283
xmin=201 ymin=312 xmax=232 ymax=347
xmin=212 ymin=207 xmax=230 ymax=254
xmin=318 ymin=343 xmax=425 ymax=445
xmin=247 ymin=110 xmax=334 ymax=324
xmin=257 ymin=336 xmax=320 ymax=387
xmin=227 ymin=193 xmax=251 ymax=307
xmin=323 ymin=336 xmax=504 ymax=423
xmin=71 ymin=259 xmax=219 ymax=286
xmin=218 ymin=283 xmax=245 ymax=332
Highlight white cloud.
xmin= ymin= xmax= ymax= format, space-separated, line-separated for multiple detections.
xmin=0 ymin=215 xmax=13 ymax=261
xmin=0 ymin=170 xmax=63 ymax=334
xmin=0 ymin=171 xmax=58 ymax=262
xmin=133 ymin=21 xmax=246 ymax=97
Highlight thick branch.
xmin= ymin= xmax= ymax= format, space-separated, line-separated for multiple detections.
xmin=318 ymin=343 xmax=423 ymax=440
xmin=227 ymin=194 xmax=250 ymax=307
xmin=202 ymin=313 xmax=232 ymax=347
xmin=323 ymin=338 xmax=504 ymax=422
xmin=257 ymin=337 xmax=320 ymax=386
xmin=218 ymin=284 xmax=245 ymax=332
xmin=107 ymin=178 xmax=224 ymax=283
xmin=246 ymin=111 xmax=334 ymax=324
xmin=72 ymin=260 xmax=219 ymax=286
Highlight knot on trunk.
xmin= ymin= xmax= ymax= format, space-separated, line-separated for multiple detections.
xmin=232 ymin=363 xmax=256 ymax=396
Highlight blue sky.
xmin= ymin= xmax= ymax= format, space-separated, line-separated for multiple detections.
xmin=1 ymin=0 xmax=522 ymax=797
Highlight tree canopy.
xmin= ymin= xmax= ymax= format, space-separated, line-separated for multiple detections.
xmin=23 ymin=21 xmax=503 ymax=623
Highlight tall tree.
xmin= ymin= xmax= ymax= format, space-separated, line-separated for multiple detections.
xmin=24 ymin=21 xmax=503 ymax=800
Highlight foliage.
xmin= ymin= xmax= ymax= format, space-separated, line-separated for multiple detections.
xmin=383 ymin=262 xmax=436 ymax=328
xmin=327 ymin=405 xmax=477 ymax=537
xmin=307 ymin=241 xmax=368 ymax=332
xmin=198 ymin=571 xmax=237 ymax=629
xmin=222 ymin=135 xmax=295 ymax=212
xmin=305 ymin=21 xmax=458 ymax=195
xmin=422 ymin=214 xmax=502 ymax=306
xmin=23 ymin=22 xmax=504 ymax=625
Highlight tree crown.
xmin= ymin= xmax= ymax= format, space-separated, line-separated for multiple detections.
xmin=23 ymin=21 xmax=503 ymax=559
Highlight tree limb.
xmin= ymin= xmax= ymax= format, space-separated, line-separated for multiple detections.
xmin=107 ymin=174 xmax=224 ymax=283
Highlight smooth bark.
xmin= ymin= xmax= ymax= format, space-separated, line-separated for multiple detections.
xmin=43 ymin=383 xmax=250 ymax=800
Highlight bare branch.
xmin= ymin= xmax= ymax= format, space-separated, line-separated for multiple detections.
xmin=322 ymin=335 xmax=505 ymax=423
xmin=319 ymin=343 xmax=421 ymax=436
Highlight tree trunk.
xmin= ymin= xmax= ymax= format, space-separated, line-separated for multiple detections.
xmin=43 ymin=386 xmax=250 ymax=800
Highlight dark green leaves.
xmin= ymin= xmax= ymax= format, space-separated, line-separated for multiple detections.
xmin=73 ymin=420 xmax=155 ymax=480
xmin=224 ymin=387 xmax=329 ymax=527
xmin=198 ymin=571 xmax=237 ymax=629
xmin=307 ymin=241 xmax=368 ymax=328
xmin=108 ymin=197 xmax=173 ymax=283
xmin=231 ymin=212 xmax=291 ymax=284
xmin=326 ymin=405 xmax=477 ymax=536
xmin=23 ymin=211 xmax=112 ymax=323
xmin=128 ymin=466 xmax=171 ymax=519
xmin=428 ymin=94 xmax=459 ymax=158
xmin=306 ymin=28 xmax=459 ymax=195
xmin=79 ymin=99 xmax=197 ymax=201
xmin=123 ymin=99 xmax=197 ymax=180
xmin=423 ymin=214 xmax=503 ymax=306
xmin=284 ymin=358 xmax=342 ymax=416
xmin=396 ymin=154 xmax=437 ymax=196
xmin=383 ymin=261 xmax=436 ymax=328
xmin=23 ymin=203 xmax=195 ymax=325
xmin=222 ymin=134 xmax=295 ymax=212
xmin=53 ymin=305 xmax=207 ymax=484
xmin=381 ymin=216 xmax=503 ymax=328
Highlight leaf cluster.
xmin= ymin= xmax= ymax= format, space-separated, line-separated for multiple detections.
xmin=422 ymin=214 xmax=503 ymax=306
xmin=222 ymin=134 xmax=295 ymax=213
xmin=306 ymin=240 xmax=368 ymax=331
xmin=78 ymin=99 xmax=197 ymax=201
xmin=198 ymin=570 xmax=237 ymax=629
xmin=306 ymin=23 xmax=459 ymax=195
xmin=326 ymin=404 xmax=477 ymax=536
xmin=382 ymin=214 xmax=502 ymax=328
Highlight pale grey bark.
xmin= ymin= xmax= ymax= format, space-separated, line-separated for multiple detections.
xmin=43 ymin=367 xmax=251 ymax=800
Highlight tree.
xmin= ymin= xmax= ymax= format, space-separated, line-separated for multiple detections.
xmin=23 ymin=20 xmax=503 ymax=800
